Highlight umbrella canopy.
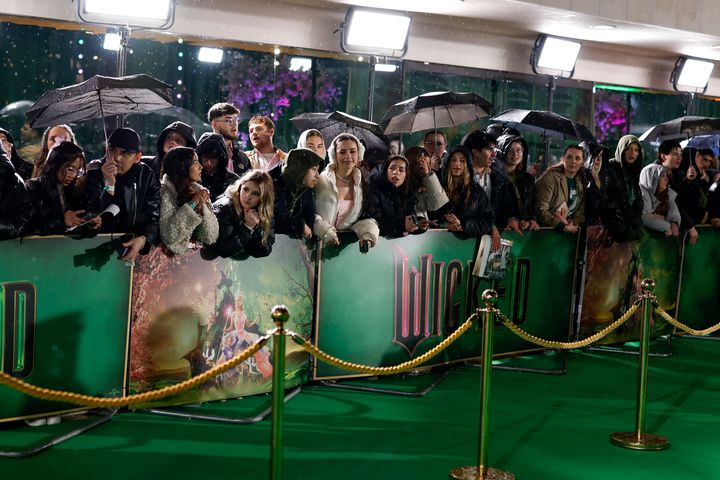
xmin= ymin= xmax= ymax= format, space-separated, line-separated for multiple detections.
xmin=684 ymin=134 xmax=720 ymax=155
xmin=637 ymin=116 xmax=720 ymax=142
xmin=491 ymin=109 xmax=596 ymax=143
xmin=26 ymin=74 xmax=173 ymax=129
xmin=290 ymin=111 xmax=389 ymax=160
xmin=380 ymin=91 xmax=492 ymax=135
xmin=0 ymin=100 xmax=34 ymax=118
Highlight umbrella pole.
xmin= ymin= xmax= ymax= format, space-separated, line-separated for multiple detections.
xmin=98 ymin=93 xmax=109 ymax=159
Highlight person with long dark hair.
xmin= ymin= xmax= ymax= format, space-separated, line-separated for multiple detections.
xmin=439 ymin=145 xmax=498 ymax=246
xmin=403 ymin=145 xmax=449 ymax=220
xmin=32 ymin=124 xmax=77 ymax=178
xmin=25 ymin=142 xmax=95 ymax=235
xmin=495 ymin=133 xmax=538 ymax=234
xmin=159 ymin=146 xmax=219 ymax=254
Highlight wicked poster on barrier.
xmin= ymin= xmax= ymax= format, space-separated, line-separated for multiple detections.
xmin=129 ymin=236 xmax=314 ymax=408
xmin=579 ymin=225 xmax=678 ymax=344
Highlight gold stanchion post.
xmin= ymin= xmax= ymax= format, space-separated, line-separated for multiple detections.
xmin=610 ymin=279 xmax=670 ymax=451
xmin=450 ymin=290 xmax=515 ymax=480
xmin=270 ymin=305 xmax=290 ymax=480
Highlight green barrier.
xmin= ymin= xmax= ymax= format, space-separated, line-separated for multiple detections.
xmin=676 ymin=226 xmax=720 ymax=334
xmin=580 ymin=226 xmax=679 ymax=344
xmin=128 ymin=235 xmax=313 ymax=408
xmin=0 ymin=235 xmax=130 ymax=422
xmin=314 ymin=229 xmax=578 ymax=379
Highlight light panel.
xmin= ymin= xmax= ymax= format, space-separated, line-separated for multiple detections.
xmin=672 ymin=57 xmax=714 ymax=93
xmin=530 ymin=34 xmax=582 ymax=79
xmin=78 ymin=0 xmax=175 ymax=29
xmin=198 ymin=47 xmax=224 ymax=64
xmin=341 ymin=8 xmax=411 ymax=58
xmin=103 ymin=33 xmax=120 ymax=51
xmin=289 ymin=57 xmax=312 ymax=72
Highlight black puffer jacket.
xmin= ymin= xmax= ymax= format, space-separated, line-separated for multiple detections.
xmin=196 ymin=132 xmax=240 ymax=201
xmin=0 ymin=128 xmax=32 ymax=180
xmin=202 ymin=194 xmax=274 ymax=259
xmin=143 ymin=121 xmax=197 ymax=179
xmin=364 ymin=159 xmax=418 ymax=238
xmin=599 ymin=137 xmax=644 ymax=241
xmin=440 ymin=146 xmax=496 ymax=237
xmin=84 ymin=159 xmax=160 ymax=252
xmin=0 ymin=152 xmax=30 ymax=239
xmin=271 ymin=149 xmax=322 ymax=237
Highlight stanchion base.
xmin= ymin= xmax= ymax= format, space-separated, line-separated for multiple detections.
xmin=449 ymin=466 xmax=515 ymax=480
xmin=610 ymin=432 xmax=670 ymax=450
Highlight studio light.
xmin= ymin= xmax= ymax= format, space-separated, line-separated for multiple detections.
xmin=289 ymin=57 xmax=312 ymax=72
xmin=374 ymin=63 xmax=398 ymax=73
xmin=198 ymin=47 xmax=224 ymax=64
xmin=671 ymin=56 xmax=714 ymax=94
xmin=77 ymin=0 xmax=175 ymax=29
xmin=530 ymin=34 xmax=582 ymax=79
xmin=103 ymin=33 xmax=121 ymax=51
xmin=340 ymin=7 xmax=411 ymax=58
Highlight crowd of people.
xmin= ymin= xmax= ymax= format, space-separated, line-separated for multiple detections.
xmin=2 ymin=101 xmax=720 ymax=263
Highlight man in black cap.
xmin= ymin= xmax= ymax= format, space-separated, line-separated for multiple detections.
xmin=84 ymin=127 xmax=160 ymax=262
xmin=271 ymin=148 xmax=323 ymax=238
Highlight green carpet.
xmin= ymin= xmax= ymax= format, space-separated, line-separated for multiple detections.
xmin=1 ymin=336 xmax=718 ymax=479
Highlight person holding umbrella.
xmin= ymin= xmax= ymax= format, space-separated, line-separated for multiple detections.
xmin=84 ymin=127 xmax=160 ymax=263
xmin=495 ymin=132 xmax=538 ymax=235
xmin=314 ymin=133 xmax=379 ymax=250
xmin=535 ymin=144 xmax=586 ymax=233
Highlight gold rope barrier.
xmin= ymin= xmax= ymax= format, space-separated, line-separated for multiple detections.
xmin=290 ymin=314 xmax=478 ymax=375
xmin=0 ymin=332 xmax=273 ymax=408
xmin=497 ymin=302 xmax=640 ymax=350
xmin=655 ymin=306 xmax=720 ymax=336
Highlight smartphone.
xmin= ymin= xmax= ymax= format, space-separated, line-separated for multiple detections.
xmin=410 ymin=213 xmax=419 ymax=226
xmin=79 ymin=212 xmax=97 ymax=221
xmin=359 ymin=240 xmax=369 ymax=254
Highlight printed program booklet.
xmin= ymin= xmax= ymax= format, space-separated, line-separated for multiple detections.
xmin=472 ymin=235 xmax=513 ymax=280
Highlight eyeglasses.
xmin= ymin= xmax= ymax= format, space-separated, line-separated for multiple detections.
xmin=218 ymin=117 xmax=239 ymax=125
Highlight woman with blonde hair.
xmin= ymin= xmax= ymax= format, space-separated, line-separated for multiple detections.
xmin=203 ymin=170 xmax=275 ymax=259
xmin=313 ymin=132 xmax=378 ymax=250
xmin=32 ymin=124 xmax=77 ymax=178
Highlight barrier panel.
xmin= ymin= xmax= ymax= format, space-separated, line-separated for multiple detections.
xmin=579 ymin=226 xmax=679 ymax=344
xmin=128 ymin=236 xmax=313 ymax=408
xmin=675 ymin=226 xmax=720 ymax=335
xmin=313 ymin=229 xmax=579 ymax=379
xmin=0 ymin=235 xmax=130 ymax=422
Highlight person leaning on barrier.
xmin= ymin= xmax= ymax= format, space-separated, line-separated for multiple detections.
xmin=0 ymin=148 xmax=30 ymax=240
xmin=202 ymin=169 xmax=275 ymax=259
xmin=159 ymin=146 xmax=219 ymax=255
xmin=313 ymin=132 xmax=379 ymax=251
xmin=195 ymin=132 xmax=240 ymax=202
xmin=84 ymin=127 xmax=160 ymax=263
xmin=495 ymin=132 xmax=539 ymax=235
xmin=535 ymin=144 xmax=586 ymax=234
xmin=142 ymin=121 xmax=197 ymax=180
xmin=271 ymin=148 xmax=322 ymax=239
xmin=439 ymin=145 xmax=499 ymax=248
xmin=24 ymin=142 xmax=100 ymax=236
xmin=32 ymin=124 xmax=77 ymax=178
xmin=639 ymin=163 xmax=680 ymax=238
xmin=364 ymin=155 xmax=427 ymax=238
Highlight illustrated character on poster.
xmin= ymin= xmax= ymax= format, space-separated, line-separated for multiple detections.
xmin=216 ymin=293 xmax=273 ymax=387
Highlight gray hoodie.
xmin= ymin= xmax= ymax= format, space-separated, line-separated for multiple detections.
xmin=639 ymin=163 xmax=681 ymax=232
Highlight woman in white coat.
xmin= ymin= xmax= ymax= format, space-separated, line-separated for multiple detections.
xmin=313 ymin=133 xmax=378 ymax=250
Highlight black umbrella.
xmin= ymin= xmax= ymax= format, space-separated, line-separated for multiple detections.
xmin=380 ymin=91 xmax=492 ymax=135
xmin=491 ymin=109 xmax=596 ymax=143
xmin=637 ymin=116 xmax=720 ymax=142
xmin=290 ymin=111 xmax=389 ymax=160
xmin=26 ymin=74 xmax=173 ymax=130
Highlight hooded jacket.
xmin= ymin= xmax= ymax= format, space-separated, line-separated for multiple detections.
xmin=143 ymin=121 xmax=197 ymax=179
xmin=672 ymin=147 xmax=708 ymax=228
xmin=272 ymin=148 xmax=323 ymax=237
xmin=159 ymin=174 xmax=219 ymax=254
xmin=314 ymin=132 xmax=379 ymax=245
xmin=196 ymin=132 xmax=240 ymax=201
xmin=639 ymin=163 xmax=681 ymax=232
xmin=439 ymin=146 xmax=495 ymax=237
xmin=296 ymin=129 xmax=328 ymax=167
xmin=0 ymin=151 xmax=30 ymax=239
xmin=364 ymin=157 xmax=418 ymax=238
xmin=496 ymin=133 xmax=535 ymax=225
xmin=0 ymin=128 xmax=32 ymax=180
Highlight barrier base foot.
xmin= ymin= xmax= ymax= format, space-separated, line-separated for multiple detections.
xmin=319 ymin=369 xmax=450 ymax=397
xmin=610 ymin=431 xmax=670 ymax=450
xmin=449 ymin=466 xmax=515 ymax=480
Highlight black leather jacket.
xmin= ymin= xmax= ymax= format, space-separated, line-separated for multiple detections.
xmin=84 ymin=159 xmax=160 ymax=252
xmin=0 ymin=153 xmax=30 ymax=239
xmin=202 ymin=195 xmax=274 ymax=259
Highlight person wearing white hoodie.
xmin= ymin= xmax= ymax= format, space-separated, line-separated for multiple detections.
xmin=639 ymin=163 xmax=680 ymax=237
xmin=313 ymin=133 xmax=379 ymax=250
